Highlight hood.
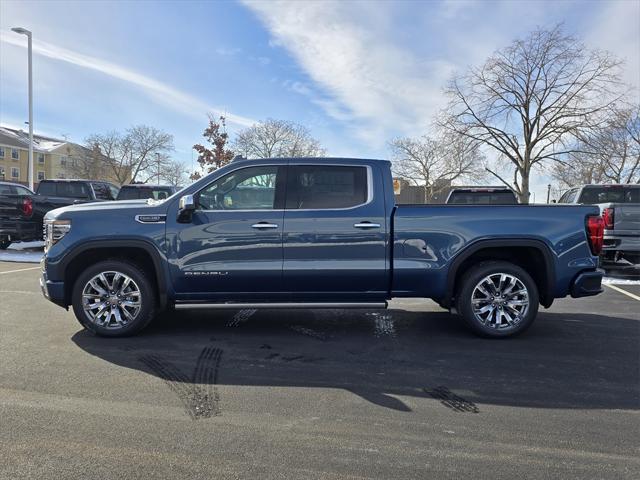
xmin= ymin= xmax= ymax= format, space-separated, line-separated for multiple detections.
xmin=45 ymin=198 xmax=168 ymax=221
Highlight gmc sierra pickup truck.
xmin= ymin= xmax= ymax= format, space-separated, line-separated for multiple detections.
xmin=40 ymin=158 xmax=605 ymax=338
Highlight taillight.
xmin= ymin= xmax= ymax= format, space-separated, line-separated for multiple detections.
xmin=22 ymin=197 xmax=33 ymax=217
xmin=602 ymin=208 xmax=615 ymax=229
xmin=586 ymin=215 xmax=604 ymax=256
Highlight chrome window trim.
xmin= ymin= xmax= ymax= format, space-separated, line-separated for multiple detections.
xmin=196 ymin=162 xmax=374 ymax=213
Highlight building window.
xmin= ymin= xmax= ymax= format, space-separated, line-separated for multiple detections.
xmin=11 ymin=148 xmax=19 ymax=160
xmin=38 ymin=171 xmax=45 ymax=181
xmin=60 ymin=155 xmax=68 ymax=166
xmin=57 ymin=172 xmax=66 ymax=179
xmin=38 ymin=153 xmax=45 ymax=163
xmin=0 ymin=146 xmax=5 ymax=157
xmin=11 ymin=167 xmax=20 ymax=179
xmin=0 ymin=166 xmax=5 ymax=179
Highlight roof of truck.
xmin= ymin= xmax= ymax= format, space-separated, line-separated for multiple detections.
xmin=231 ymin=156 xmax=389 ymax=164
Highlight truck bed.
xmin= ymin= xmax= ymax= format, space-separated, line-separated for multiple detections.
xmin=392 ymin=204 xmax=600 ymax=302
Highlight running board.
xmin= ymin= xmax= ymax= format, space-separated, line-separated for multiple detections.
xmin=174 ymin=302 xmax=388 ymax=310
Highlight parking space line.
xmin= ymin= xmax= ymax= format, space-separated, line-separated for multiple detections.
xmin=0 ymin=266 xmax=40 ymax=275
xmin=605 ymin=284 xmax=640 ymax=302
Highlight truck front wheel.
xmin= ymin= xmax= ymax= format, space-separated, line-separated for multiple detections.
xmin=71 ymin=260 xmax=157 ymax=337
xmin=456 ymin=261 xmax=539 ymax=338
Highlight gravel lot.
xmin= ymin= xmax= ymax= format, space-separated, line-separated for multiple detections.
xmin=0 ymin=262 xmax=638 ymax=479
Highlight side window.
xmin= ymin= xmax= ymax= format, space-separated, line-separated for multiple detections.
xmin=91 ymin=182 xmax=114 ymax=200
xmin=565 ymin=189 xmax=578 ymax=203
xmin=558 ymin=190 xmax=569 ymax=203
xmin=287 ymin=165 xmax=368 ymax=209
xmin=15 ymin=186 xmax=32 ymax=195
xmin=198 ymin=165 xmax=279 ymax=210
xmin=108 ymin=184 xmax=120 ymax=199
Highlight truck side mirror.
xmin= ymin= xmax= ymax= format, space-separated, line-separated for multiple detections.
xmin=177 ymin=194 xmax=195 ymax=223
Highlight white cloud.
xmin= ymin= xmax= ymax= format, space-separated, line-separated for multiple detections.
xmin=586 ymin=0 xmax=640 ymax=90
xmin=242 ymin=0 xmax=454 ymax=147
xmin=0 ymin=30 xmax=256 ymax=128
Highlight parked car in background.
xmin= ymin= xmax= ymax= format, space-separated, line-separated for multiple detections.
xmin=446 ymin=187 xmax=518 ymax=205
xmin=0 ymin=179 xmax=119 ymax=250
xmin=116 ymin=184 xmax=178 ymax=201
xmin=0 ymin=181 xmax=36 ymax=249
xmin=41 ymin=157 xmax=604 ymax=338
xmin=557 ymin=184 xmax=640 ymax=264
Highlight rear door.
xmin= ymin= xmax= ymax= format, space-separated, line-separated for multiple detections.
xmin=282 ymin=163 xmax=388 ymax=299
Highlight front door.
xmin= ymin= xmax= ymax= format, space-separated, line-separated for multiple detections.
xmin=282 ymin=163 xmax=388 ymax=300
xmin=171 ymin=164 xmax=286 ymax=300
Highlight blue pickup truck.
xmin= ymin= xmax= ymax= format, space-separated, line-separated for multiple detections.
xmin=40 ymin=157 xmax=605 ymax=338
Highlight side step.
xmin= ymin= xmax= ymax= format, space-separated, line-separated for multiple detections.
xmin=174 ymin=302 xmax=388 ymax=310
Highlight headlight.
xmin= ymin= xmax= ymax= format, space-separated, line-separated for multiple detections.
xmin=44 ymin=219 xmax=71 ymax=252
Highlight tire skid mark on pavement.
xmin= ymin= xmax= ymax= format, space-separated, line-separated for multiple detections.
xmin=424 ymin=386 xmax=479 ymax=413
xmin=226 ymin=308 xmax=256 ymax=327
xmin=139 ymin=346 xmax=223 ymax=420
xmin=289 ymin=325 xmax=327 ymax=341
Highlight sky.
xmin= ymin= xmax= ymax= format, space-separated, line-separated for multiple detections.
xmin=1 ymin=0 xmax=639 ymax=200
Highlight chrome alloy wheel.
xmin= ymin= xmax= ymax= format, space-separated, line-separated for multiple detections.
xmin=471 ymin=273 xmax=529 ymax=330
xmin=81 ymin=271 xmax=142 ymax=329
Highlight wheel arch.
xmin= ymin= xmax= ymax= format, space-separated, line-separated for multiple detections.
xmin=442 ymin=239 xmax=556 ymax=309
xmin=59 ymin=239 xmax=168 ymax=309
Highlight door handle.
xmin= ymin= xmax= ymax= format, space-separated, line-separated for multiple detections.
xmin=251 ymin=222 xmax=279 ymax=229
xmin=354 ymin=222 xmax=381 ymax=229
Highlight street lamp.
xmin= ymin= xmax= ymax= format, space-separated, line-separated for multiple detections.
xmin=12 ymin=27 xmax=34 ymax=191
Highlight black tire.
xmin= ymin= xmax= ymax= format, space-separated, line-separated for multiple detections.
xmin=72 ymin=259 xmax=157 ymax=337
xmin=456 ymin=261 xmax=539 ymax=338
xmin=0 ymin=239 xmax=10 ymax=250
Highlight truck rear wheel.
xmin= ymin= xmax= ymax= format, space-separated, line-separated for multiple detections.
xmin=71 ymin=260 xmax=157 ymax=337
xmin=456 ymin=261 xmax=538 ymax=338
xmin=0 ymin=238 xmax=10 ymax=250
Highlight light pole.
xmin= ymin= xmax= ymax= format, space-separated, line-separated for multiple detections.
xmin=156 ymin=152 xmax=161 ymax=185
xmin=12 ymin=27 xmax=34 ymax=191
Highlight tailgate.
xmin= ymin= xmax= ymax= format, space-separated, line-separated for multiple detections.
xmin=0 ymin=195 xmax=23 ymax=218
xmin=612 ymin=204 xmax=640 ymax=234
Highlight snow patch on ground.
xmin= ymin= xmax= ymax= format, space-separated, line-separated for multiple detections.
xmin=0 ymin=241 xmax=44 ymax=263
xmin=602 ymin=277 xmax=640 ymax=285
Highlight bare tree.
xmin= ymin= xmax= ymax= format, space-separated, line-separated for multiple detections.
xmin=390 ymin=132 xmax=485 ymax=201
xmin=553 ymin=102 xmax=640 ymax=188
xmin=161 ymin=160 xmax=190 ymax=187
xmin=441 ymin=25 xmax=623 ymax=203
xmin=192 ymin=115 xmax=235 ymax=180
xmin=86 ymin=126 xmax=174 ymax=185
xmin=233 ymin=118 xmax=325 ymax=159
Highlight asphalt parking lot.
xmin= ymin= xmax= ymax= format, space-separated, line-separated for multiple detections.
xmin=0 ymin=263 xmax=639 ymax=479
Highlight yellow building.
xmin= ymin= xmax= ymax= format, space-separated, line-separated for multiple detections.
xmin=0 ymin=126 xmax=122 ymax=187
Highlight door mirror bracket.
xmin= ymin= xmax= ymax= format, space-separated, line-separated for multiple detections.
xmin=177 ymin=194 xmax=196 ymax=223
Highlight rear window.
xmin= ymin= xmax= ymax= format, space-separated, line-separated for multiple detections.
xmin=38 ymin=181 xmax=89 ymax=198
xmin=287 ymin=165 xmax=368 ymax=209
xmin=447 ymin=191 xmax=517 ymax=205
xmin=577 ymin=186 xmax=640 ymax=204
